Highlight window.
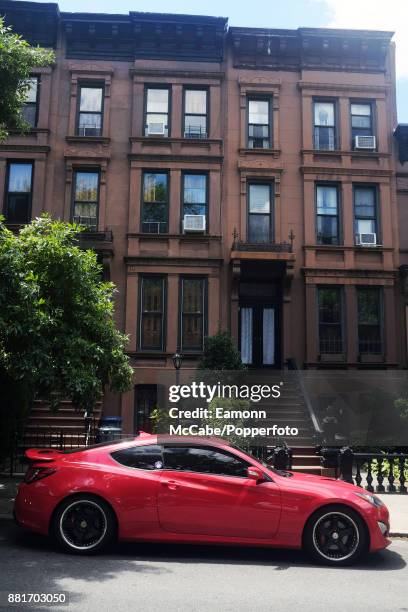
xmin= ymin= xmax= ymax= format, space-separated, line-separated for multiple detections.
xmin=139 ymin=277 xmax=165 ymax=351
xmin=4 ymin=162 xmax=33 ymax=224
xmin=184 ymin=89 xmax=207 ymax=138
xmin=72 ymin=170 xmax=99 ymax=231
xmin=357 ymin=288 xmax=383 ymax=354
xmin=141 ymin=172 xmax=168 ymax=234
xmin=145 ymin=88 xmax=170 ymax=137
xmin=314 ymin=101 xmax=336 ymax=150
xmin=248 ymin=183 xmax=273 ymax=243
xmin=316 ymin=185 xmax=340 ymax=245
xmin=22 ymin=77 xmax=39 ymax=128
xmin=181 ymin=278 xmax=206 ymax=351
xmin=248 ymin=98 xmax=271 ymax=148
xmin=111 ymin=445 xmax=163 ymax=470
xmin=77 ymin=84 xmax=103 ymax=136
xmin=182 ymin=174 xmax=207 ymax=232
xmin=318 ymin=287 xmax=344 ymax=354
xmin=354 ymin=186 xmax=378 ymax=244
xmin=163 ymin=446 xmax=249 ymax=477
xmin=351 ymin=103 xmax=373 ymax=142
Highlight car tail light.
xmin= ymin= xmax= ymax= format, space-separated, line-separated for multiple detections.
xmin=24 ymin=466 xmax=57 ymax=484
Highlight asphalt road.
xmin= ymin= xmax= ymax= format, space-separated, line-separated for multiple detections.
xmin=1 ymin=519 xmax=407 ymax=612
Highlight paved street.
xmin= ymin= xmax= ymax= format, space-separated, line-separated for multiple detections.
xmin=0 ymin=519 xmax=407 ymax=612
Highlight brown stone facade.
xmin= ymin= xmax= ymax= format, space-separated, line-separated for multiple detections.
xmin=0 ymin=2 xmax=404 ymax=434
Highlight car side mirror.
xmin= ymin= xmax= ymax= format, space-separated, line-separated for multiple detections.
xmin=247 ymin=466 xmax=264 ymax=483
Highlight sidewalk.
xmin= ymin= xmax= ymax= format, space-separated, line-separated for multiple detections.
xmin=0 ymin=477 xmax=19 ymax=519
xmin=1 ymin=477 xmax=407 ymax=535
xmin=377 ymin=494 xmax=408 ymax=536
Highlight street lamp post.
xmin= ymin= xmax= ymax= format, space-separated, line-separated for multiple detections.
xmin=172 ymin=351 xmax=183 ymax=387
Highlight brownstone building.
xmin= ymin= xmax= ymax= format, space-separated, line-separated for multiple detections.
xmin=0 ymin=1 xmax=404 ymax=436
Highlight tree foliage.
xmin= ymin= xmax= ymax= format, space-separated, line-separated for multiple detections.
xmin=0 ymin=216 xmax=133 ymax=429
xmin=0 ymin=17 xmax=54 ymax=140
xmin=198 ymin=330 xmax=245 ymax=371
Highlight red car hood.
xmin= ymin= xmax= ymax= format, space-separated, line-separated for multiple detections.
xmin=279 ymin=470 xmax=366 ymax=494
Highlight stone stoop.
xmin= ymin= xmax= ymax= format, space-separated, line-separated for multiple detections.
xmin=253 ymin=376 xmax=323 ymax=474
xmin=22 ymin=400 xmax=102 ymax=448
xmin=290 ymin=445 xmax=323 ymax=475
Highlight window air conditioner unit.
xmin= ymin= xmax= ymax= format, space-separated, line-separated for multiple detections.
xmin=147 ymin=122 xmax=166 ymax=135
xmin=183 ymin=214 xmax=206 ymax=232
xmin=354 ymin=135 xmax=376 ymax=150
xmin=357 ymin=232 xmax=377 ymax=246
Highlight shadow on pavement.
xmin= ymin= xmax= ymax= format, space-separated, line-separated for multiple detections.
xmin=1 ymin=518 xmax=405 ymax=574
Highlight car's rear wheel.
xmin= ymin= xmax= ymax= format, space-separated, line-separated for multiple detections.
xmin=52 ymin=495 xmax=116 ymax=554
xmin=304 ymin=505 xmax=368 ymax=566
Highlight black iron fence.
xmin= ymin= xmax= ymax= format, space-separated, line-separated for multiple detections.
xmin=347 ymin=452 xmax=407 ymax=494
xmin=322 ymin=447 xmax=408 ymax=494
xmin=1 ymin=428 xmax=97 ymax=477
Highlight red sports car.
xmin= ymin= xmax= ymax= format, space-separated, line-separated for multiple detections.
xmin=14 ymin=433 xmax=390 ymax=565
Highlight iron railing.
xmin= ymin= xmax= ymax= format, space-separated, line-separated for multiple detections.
xmin=351 ymin=452 xmax=408 ymax=494
xmin=322 ymin=447 xmax=408 ymax=494
xmin=232 ymin=240 xmax=293 ymax=253
xmin=1 ymin=424 xmax=100 ymax=477
xmin=287 ymin=358 xmax=323 ymax=441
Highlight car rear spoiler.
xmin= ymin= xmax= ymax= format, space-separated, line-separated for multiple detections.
xmin=25 ymin=448 xmax=63 ymax=463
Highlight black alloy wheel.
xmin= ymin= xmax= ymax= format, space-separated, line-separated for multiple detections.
xmin=52 ymin=495 xmax=116 ymax=554
xmin=304 ymin=505 xmax=368 ymax=566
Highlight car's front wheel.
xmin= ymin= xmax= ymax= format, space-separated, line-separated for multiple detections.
xmin=304 ymin=505 xmax=369 ymax=566
xmin=51 ymin=495 xmax=116 ymax=554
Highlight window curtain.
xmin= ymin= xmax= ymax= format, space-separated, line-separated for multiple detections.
xmin=240 ymin=307 xmax=253 ymax=365
xmin=263 ymin=308 xmax=275 ymax=365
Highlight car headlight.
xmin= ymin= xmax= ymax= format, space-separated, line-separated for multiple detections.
xmin=377 ymin=521 xmax=388 ymax=535
xmin=354 ymin=492 xmax=384 ymax=508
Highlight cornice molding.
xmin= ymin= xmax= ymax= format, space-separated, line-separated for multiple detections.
xmin=238 ymin=77 xmax=282 ymax=88
xmin=298 ymin=81 xmax=390 ymax=94
xmin=301 ymin=166 xmax=393 ymax=177
xmin=130 ymin=68 xmax=224 ymax=81
xmin=125 ymin=256 xmax=223 ymax=268
xmin=127 ymin=233 xmax=222 ymax=242
xmin=129 ymin=154 xmax=223 ymax=164
xmin=69 ymin=66 xmax=115 ymax=76
xmin=302 ymin=149 xmax=391 ymax=158
xmin=304 ymin=244 xmax=394 ymax=253
xmin=303 ymin=267 xmax=397 ymax=279
xmin=0 ymin=144 xmax=50 ymax=153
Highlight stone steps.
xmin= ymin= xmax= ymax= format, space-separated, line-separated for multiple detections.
xmin=290 ymin=465 xmax=322 ymax=475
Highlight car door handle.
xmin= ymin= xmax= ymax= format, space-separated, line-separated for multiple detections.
xmin=161 ymin=479 xmax=179 ymax=491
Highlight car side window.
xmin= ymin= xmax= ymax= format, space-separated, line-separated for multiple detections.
xmin=111 ymin=444 xmax=163 ymax=470
xmin=163 ymin=445 xmax=249 ymax=477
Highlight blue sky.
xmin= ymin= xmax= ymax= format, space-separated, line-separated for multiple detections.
xmin=33 ymin=0 xmax=408 ymax=122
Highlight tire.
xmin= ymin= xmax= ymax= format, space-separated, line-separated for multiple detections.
xmin=51 ymin=495 xmax=116 ymax=555
xmin=303 ymin=504 xmax=369 ymax=566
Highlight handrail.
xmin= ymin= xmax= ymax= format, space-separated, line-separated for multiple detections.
xmin=287 ymin=358 xmax=323 ymax=436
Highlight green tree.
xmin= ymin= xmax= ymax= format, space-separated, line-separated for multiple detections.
xmin=198 ymin=330 xmax=245 ymax=371
xmin=0 ymin=17 xmax=54 ymax=141
xmin=0 ymin=216 xmax=133 ymax=459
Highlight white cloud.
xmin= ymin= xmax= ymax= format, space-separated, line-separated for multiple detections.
xmin=314 ymin=0 xmax=408 ymax=78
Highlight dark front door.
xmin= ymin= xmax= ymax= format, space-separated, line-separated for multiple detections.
xmin=240 ymin=303 xmax=277 ymax=367
xmin=134 ymin=385 xmax=157 ymax=433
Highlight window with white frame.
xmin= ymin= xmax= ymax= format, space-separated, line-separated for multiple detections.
xmin=314 ymin=101 xmax=336 ymax=150
xmin=145 ymin=88 xmax=170 ymax=137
